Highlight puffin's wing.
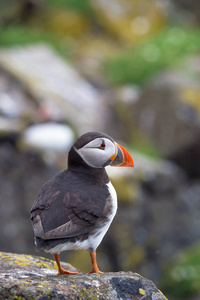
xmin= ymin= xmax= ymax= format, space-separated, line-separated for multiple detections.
xmin=63 ymin=189 xmax=106 ymax=226
xmin=30 ymin=175 xmax=86 ymax=240
xmin=32 ymin=199 xmax=104 ymax=240
xmin=31 ymin=214 xmax=86 ymax=240
xmin=31 ymin=174 xmax=107 ymax=240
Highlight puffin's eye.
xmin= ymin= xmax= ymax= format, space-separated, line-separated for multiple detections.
xmin=99 ymin=140 xmax=105 ymax=150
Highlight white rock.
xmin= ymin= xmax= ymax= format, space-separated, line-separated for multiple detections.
xmin=22 ymin=122 xmax=74 ymax=152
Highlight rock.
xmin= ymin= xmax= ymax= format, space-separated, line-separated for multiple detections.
xmin=169 ymin=138 xmax=200 ymax=178
xmin=108 ymin=151 xmax=186 ymax=196
xmin=130 ymin=69 xmax=200 ymax=163
xmin=0 ymin=45 xmax=103 ymax=133
xmin=0 ymin=144 xmax=59 ymax=254
xmin=0 ymin=116 xmax=24 ymax=136
xmin=0 ymin=0 xmax=26 ymax=23
xmin=19 ymin=122 xmax=75 ymax=165
xmin=72 ymin=35 xmax=122 ymax=86
xmin=132 ymin=70 xmax=199 ymax=156
xmin=108 ymin=58 xmax=200 ymax=177
xmin=21 ymin=122 xmax=75 ymax=153
xmin=170 ymin=0 xmax=200 ymax=24
xmin=0 ymin=252 xmax=167 ymax=300
xmin=92 ymin=0 xmax=166 ymax=43
xmin=46 ymin=8 xmax=89 ymax=37
xmin=0 ymin=0 xmax=42 ymax=24
xmin=0 ymin=67 xmax=37 ymax=135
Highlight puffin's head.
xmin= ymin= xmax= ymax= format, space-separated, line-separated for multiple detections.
xmin=70 ymin=131 xmax=134 ymax=169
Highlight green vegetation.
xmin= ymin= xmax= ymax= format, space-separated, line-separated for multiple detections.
xmin=104 ymin=26 xmax=200 ymax=85
xmin=132 ymin=141 xmax=161 ymax=159
xmin=161 ymin=242 xmax=200 ymax=298
xmin=0 ymin=25 xmax=71 ymax=57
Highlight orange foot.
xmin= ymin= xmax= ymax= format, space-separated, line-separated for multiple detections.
xmin=53 ymin=253 xmax=78 ymax=276
xmin=56 ymin=266 xmax=79 ymax=276
xmin=88 ymin=251 xmax=103 ymax=274
xmin=88 ymin=269 xmax=103 ymax=274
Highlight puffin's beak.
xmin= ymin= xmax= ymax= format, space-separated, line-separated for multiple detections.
xmin=110 ymin=143 xmax=134 ymax=167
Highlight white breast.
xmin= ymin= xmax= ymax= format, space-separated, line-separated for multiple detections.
xmin=85 ymin=181 xmax=118 ymax=251
xmin=106 ymin=181 xmax=118 ymax=219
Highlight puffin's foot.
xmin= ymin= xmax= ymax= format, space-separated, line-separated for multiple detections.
xmin=53 ymin=253 xmax=78 ymax=276
xmin=88 ymin=251 xmax=103 ymax=274
xmin=56 ymin=266 xmax=79 ymax=275
xmin=87 ymin=269 xmax=103 ymax=274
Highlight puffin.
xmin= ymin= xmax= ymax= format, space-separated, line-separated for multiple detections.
xmin=31 ymin=131 xmax=134 ymax=275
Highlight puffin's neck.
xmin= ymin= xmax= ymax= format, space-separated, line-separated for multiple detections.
xmin=67 ymin=147 xmax=110 ymax=185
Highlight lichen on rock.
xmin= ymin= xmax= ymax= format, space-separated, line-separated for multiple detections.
xmin=0 ymin=252 xmax=167 ymax=300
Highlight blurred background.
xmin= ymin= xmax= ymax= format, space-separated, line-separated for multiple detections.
xmin=0 ymin=0 xmax=200 ymax=299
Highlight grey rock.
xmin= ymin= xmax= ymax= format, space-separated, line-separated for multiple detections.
xmin=0 ymin=252 xmax=167 ymax=300
xmin=0 ymin=144 xmax=59 ymax=254
xmin=0 ymin=68 xmax=37 ymax=136
xmin=0 ymin=0 xmax=26 ymax=22
xmin=0 ymin=45 xmax=103 ymax=133
xmin=108 ymin=151 xmax=186 ymax=194
xmin=132 ymin=70 xmax=200 ymax=157
xmin=0 ymin=0 xmax=42 ymax=24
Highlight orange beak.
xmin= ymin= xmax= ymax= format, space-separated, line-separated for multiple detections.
xmin=110 ymin=143 xmax=134 ymax=167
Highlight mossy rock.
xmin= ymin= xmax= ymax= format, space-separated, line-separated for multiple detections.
xmin=0 ymin=252 xmax=167 ymax=300
xmin=45 ymin=8 xmax=89 ymax=37
xmin=92 ymin=0 xmax=166 ymax=43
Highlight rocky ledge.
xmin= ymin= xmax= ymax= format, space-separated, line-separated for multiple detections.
xmin=0 ymin=252 xmax=167 ymax=300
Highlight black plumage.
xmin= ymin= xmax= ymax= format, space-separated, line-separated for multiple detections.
xmin=31 ymin=167 xmax=110 ymax=252
xmin=30 ymin=131 xmax=134 ymax=274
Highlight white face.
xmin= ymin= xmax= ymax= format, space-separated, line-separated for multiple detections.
xmin=74 ymin=138 xmax=116 ymax=168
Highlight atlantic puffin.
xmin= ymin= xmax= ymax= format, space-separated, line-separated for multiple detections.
xmin=31 ymin=131 xmax=134 ymax=275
